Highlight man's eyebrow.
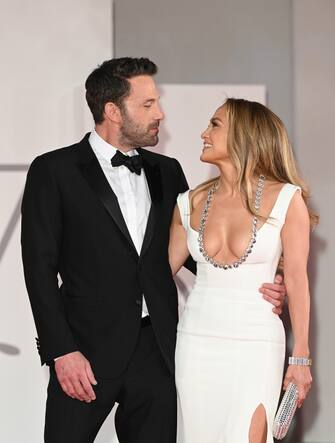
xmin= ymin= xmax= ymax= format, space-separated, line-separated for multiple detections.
xmin=143 ymin=96 xmax=160 ymax=103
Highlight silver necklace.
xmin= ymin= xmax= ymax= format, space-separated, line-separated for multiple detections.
xmin=198 ymin=175 xmax=266 ymax=269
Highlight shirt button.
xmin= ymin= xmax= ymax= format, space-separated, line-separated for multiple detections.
xmin=135 ymin=299 xmax=142 ymax=306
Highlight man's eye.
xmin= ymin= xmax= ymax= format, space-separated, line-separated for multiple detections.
xmin=144 ymin=103 xmax=152 ymax=108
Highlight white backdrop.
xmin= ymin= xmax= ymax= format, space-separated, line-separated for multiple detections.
xmin=0 ymin=1 xmax=113 ymax=442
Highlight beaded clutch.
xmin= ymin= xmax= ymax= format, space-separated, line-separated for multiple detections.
xmin=273 ymin=383 xmax=298 ymax=439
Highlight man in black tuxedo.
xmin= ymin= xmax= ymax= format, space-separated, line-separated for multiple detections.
xmin=21 ymin=57 xmax=286 ymax=442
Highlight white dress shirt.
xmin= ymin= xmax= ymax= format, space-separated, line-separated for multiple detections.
xmin=89 ymin=129 xmax=151 ymax=316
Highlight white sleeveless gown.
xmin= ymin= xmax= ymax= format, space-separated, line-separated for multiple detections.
xmin=175 ymin=183 xmax=300 ymax=443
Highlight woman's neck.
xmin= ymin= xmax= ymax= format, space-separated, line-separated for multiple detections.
xmin=216 ymin=163 xmax=238 ymax=196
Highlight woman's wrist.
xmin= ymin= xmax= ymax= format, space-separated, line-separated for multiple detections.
xmin=292 ymin=345 xmax=310 ymax=356
xmin=288 ymin=356 xmax=312 ymax=366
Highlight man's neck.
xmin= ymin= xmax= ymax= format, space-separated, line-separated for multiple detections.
xmin=94 ymin=125 xmax=133 ymax=153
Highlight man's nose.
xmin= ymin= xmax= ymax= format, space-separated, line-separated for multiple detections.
xmin=156 ymin=106 xmax=165 ymax=121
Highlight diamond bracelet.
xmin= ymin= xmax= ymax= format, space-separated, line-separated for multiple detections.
xmin=288 ymin=356 xmax=312 ymax=366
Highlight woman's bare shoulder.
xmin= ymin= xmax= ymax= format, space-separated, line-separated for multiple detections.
xmin=189 ymin=188 xmax=208 ymax=210
xmin=264 ymin=180 xmax=286 ymax=196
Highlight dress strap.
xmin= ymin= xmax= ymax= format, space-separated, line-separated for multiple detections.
xmin=177 ymin=190 xmax=191 ymax=231
xmin=270 ymin=183 xmax=301 ymax=226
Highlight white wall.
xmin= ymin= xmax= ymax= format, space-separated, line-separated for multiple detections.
xmin=0 ymin=1 xmax=113 ymax=442
xmin=293 ymin=1 xmax=335 ymax=442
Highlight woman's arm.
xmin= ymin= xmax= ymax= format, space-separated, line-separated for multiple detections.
xmin=281 ymin=190 xmax=313 ymax=407
xmin=168 ymin=204 xmax=190 ymax=276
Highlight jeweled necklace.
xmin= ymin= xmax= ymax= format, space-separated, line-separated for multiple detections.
xmin=198 ymin=175 xmax=266 ymax=269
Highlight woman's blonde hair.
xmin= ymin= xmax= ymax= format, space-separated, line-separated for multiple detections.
xmin=192 ymin=98 xmax=318 ymax=229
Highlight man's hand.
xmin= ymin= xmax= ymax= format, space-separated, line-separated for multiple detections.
xmin=259 ymin=274 xmax=286 ymax=314
xmin=54 ymin=351 xmax=97 ymax=403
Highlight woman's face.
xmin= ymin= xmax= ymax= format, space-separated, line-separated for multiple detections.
xmin=200 ymin=105 xmax=229 ymax=165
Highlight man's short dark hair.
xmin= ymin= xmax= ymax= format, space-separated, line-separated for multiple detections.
xmin=85 ymin=57 xmax=158 ymax=124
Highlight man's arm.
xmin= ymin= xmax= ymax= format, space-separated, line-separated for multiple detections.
xmin=21 ymin=156 xmax=77 ymax=362
xmin=21 ymin=156 xmax=96 ymax=403
xmin=259 ymin=274 xmax=286 ymax=314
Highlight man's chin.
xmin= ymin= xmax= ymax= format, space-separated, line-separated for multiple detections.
xmin=142 ymin=136 xmax=159 ymax=147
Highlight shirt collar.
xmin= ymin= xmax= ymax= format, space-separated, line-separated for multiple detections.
xmin=89 ymin=129 xmax=138 ymax=162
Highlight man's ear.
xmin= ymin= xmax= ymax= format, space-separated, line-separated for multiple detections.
xmin=104 ymin=102 xmax=122 ymax=124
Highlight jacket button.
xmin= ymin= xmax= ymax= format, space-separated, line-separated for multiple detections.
xmin=135 ymin=299 xmax=142 ymax=306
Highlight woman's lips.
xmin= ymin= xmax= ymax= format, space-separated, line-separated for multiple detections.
xmin=203 ymin=143 xmax=213 ymax=150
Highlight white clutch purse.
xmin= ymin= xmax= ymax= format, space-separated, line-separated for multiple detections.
xmin=273 ymin=382 xmax=299 ymax=439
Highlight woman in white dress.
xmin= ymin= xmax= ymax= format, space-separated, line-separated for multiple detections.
xmin=169 ymin=99 xmax=317 ymax=443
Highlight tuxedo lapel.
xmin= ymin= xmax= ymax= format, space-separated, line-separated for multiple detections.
xmin=76 ymin=135 xmax=138 ymax=257
xmin=139 ymin=149 xmax=163 ymax=258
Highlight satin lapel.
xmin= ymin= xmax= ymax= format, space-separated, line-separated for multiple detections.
xmin=139 ymin=150 xmax=163 ymax=258
xmin=77 ymin=138 xmax=139 ymax=257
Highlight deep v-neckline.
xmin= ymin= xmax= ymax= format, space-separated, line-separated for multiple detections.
xmin=186 ymin=183 xmax=290 ymax=268
xmin=187 ymin=183 xmax=289 ymax=236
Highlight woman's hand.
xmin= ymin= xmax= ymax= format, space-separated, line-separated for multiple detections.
xmin=283 ymin=364 xmax=312 ymax=408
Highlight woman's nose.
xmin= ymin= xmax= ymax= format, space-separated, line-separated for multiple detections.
xmin=201 ymin=128 xmax=208 ymax=139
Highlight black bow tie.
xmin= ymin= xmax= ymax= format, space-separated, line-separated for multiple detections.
xmin=111 ymin=150 xmax=143 ymax=175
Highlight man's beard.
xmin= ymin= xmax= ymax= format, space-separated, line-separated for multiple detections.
xmin=119 ymin=108 xmax=159 ymax=148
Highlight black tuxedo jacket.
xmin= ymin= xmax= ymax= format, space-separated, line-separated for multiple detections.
xmin=21 ymin=134 xmax=195 ymax=377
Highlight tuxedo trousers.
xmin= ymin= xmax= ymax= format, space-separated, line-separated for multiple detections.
xmin=44 ymin=321 xmax=177 ymax=443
